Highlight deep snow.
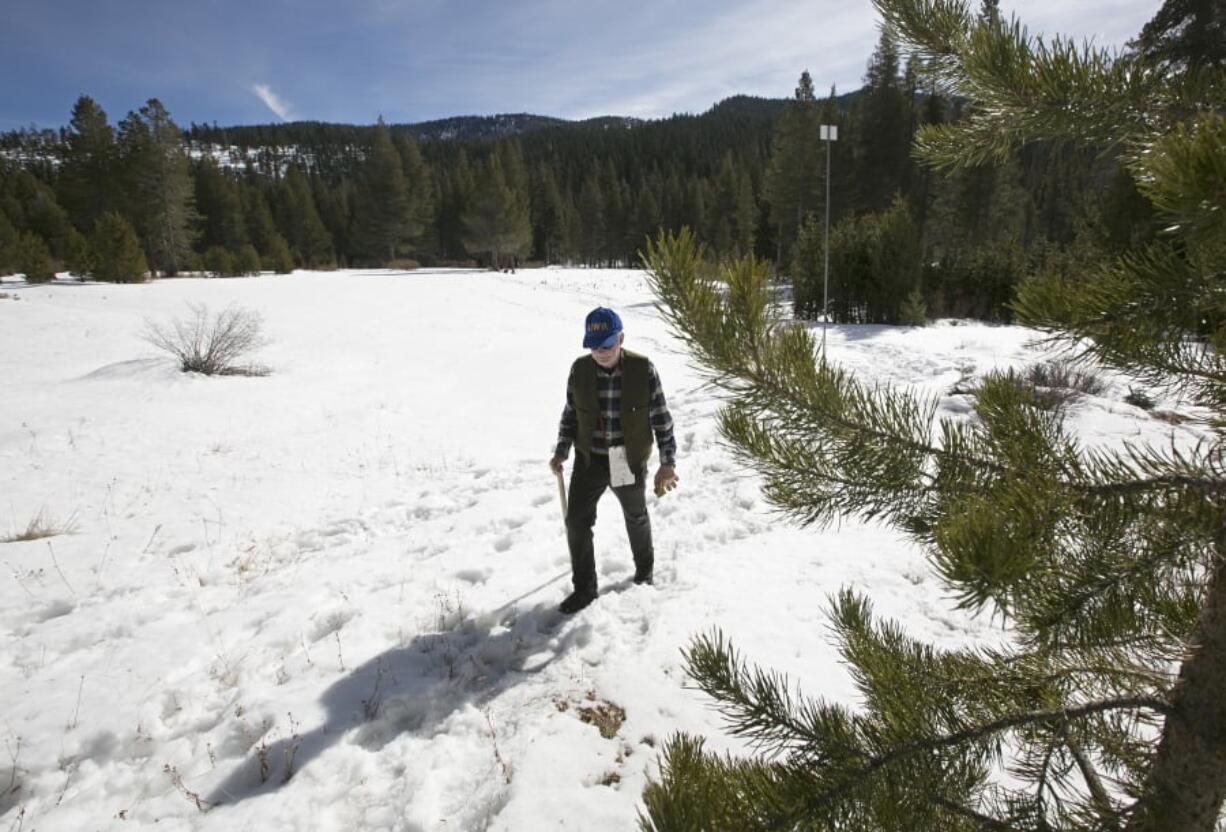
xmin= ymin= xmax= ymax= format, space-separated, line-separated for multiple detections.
xmin=0 ymin=268 xmax=1205 ymax=831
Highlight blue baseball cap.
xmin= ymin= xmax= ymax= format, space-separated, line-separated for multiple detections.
xmin=583 ymin=307 xmax=623 ymax=349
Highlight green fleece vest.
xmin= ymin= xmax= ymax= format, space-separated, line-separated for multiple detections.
xmin=569 ymin=349 xmax=654 ymax=470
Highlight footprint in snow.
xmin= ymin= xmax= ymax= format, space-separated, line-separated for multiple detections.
xmin=455 ymin=568 xmax=491 ymax=585
xmin=30 ymin=598 xmax=75 ymax=624
xmin=307 ymin=608 xmax=355 ymax=642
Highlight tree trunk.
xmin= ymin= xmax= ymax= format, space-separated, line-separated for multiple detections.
xmin=1129 ymin=550 xmax=1226 ymax=831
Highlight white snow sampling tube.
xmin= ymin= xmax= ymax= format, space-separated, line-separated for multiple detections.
xmin=555 ymin=468 xmax=568 ymax=519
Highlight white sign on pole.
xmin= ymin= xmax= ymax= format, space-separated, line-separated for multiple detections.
xmin=820 ymin=125 xmax=839 ymax=141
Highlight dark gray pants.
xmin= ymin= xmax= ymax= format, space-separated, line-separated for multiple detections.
xmin=565 ymin=453 xmax=653 ymax=594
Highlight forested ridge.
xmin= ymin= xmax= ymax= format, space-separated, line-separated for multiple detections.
xmin=0 ymin=2 xmax=1184 ymax=323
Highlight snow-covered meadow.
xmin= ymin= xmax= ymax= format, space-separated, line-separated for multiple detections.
xmin=0 ymin=268 xmax=1204 ymax=830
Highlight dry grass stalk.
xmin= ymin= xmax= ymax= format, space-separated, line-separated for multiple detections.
xmin=163 ymin=764 xmax=212 ymax=812
xmin=2 ymin=508 xmax=77 ymax=543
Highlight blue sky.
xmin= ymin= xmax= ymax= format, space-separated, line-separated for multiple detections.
xmin=1 ymin=0 xmax=1158 ymax=130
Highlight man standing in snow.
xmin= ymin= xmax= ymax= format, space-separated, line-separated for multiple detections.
xmin=550 ymin=307 xmax=678 ymax=614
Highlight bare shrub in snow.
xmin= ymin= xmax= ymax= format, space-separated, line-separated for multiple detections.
xmin=1026 ymin=359 xmax=1107 ymax=398
xmin=2 ymin=507 xmax=78 ymax=543
xmin=986 ymin=360 xmax=1108 ymax=411
xmin=143 ymin=303 xmax=270 ymax=376
xmin=1022 ymin=360 xmax=1106 ymax=410
xmin=1125 ymin=386 xmax=1156 ymax=411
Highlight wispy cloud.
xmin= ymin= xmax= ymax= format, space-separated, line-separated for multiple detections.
xmin=251 ymin=83 xmax=294 ymax=121
xmin=2 ymin=0 xmax=1159 ymax=127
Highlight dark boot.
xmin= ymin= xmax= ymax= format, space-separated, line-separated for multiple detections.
xmin=560 ymin=590 xmax=597 ymax=614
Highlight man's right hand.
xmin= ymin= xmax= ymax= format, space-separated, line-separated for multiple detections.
xmin=549 ymin=455 xmax=565 ymax=475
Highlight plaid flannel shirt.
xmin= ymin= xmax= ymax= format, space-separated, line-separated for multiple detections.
xmin=555 ymin=358 xmax=677 ymax=466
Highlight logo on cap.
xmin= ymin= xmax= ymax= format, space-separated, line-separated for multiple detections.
xmin=583 ymin=307 xmax=623 ymax=349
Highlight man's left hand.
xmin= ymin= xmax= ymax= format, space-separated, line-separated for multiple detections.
xmin=654 ymin=464 xmax=679 ymax=497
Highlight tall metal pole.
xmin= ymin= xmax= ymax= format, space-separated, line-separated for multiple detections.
xmin=819 ymin=124 xmax=837 ymax=354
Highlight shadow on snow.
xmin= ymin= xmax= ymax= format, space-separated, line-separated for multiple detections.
xmin=205 ymin=575 xmax=622 ymax=809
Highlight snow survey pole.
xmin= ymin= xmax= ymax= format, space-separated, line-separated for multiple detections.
xmin=555 ymin=468 xmax=568 ymax=519
xmin=819 ymin=122 xmax=838 ymax=354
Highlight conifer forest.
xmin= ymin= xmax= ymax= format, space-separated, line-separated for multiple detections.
xmin=3 ymin=0 xmax=1197 ymax=325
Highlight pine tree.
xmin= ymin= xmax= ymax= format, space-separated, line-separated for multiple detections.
xmin=1131 ymin=0 xmax=1225 ymax=72
xmin=314 ymin=178 xmax=354 ymax=266
xmin=23 ymin=186 xmax=71 ymax=257
xmin=682 ymin=179 xmax=709 ymax=258
xmin=853 ymin=31 xmax=913 ymax=213
xmin=816 ymin=194 xmax=920 ymax=323
xmin=531 ymin=164 xmax=570 ymax=264
xmin=57 ymin=96 xmax=118 ymax=232
xmin=898 ymin=285 xmax=928 ymax=326
xmin=0 ymin=167 xmax=71 ymax=257
xmin=0 ymin=214 xmax=17 ymax=274
xmin=395 ymin=131 xmax=432 ymax=248
xmin=497 ymin=140 xmax=530 ymax=203
xmin=631 ymin=185 xmax=664 ymax=260
xmin=352 ymin=119 xmax=412 ymax=263
xmin=413 ymin=175 xmax=445 ymax=264
xmin=202 ymin=245 xmax=236 ymax=277
xmin=763 ymin=71 xmax=823 ymax=264
xmin=277 ymin=166 xmax=333 ymax=268
xmin=242 ymin=187 xmax=279 ymax=258
xmin=638 ymin=0 xmax=1226 ymax=828
xmin=913 ymin=74 xmax=947 ymax=253
xmin=90 ymin=212 xmax=148 ymax=283
xmin=789 ymin=213 xmax=826 ymax=319
xmin=436 ymin=151 xmax=475 ymax=262
xmin=118 ymin=99 xmax=197 ymax=275
xmin=818 ymin=84 xmax=854 ymax=232
xmin=599 ymin=159 xmax=630 ymax=265
xmin=15 ymin=232 xmax=54 ymax=283
xmin=62 ymin=226 xmax=93 ymax=278
xmin=194 ymin=158 xmax=246 ymax=252
xmin=662 ymin=170 xmax=687 ymax=237
xmin=461 ymin=153 xmax=530 ymax=269
xmin=263 ymin=234 xmax=294 ymax=274
xmin=235 ymin=243 xmax=262 ymax=276
xmin=576 ymin=168 xmax=607 ymax=267
xmin=731 ymin=161 xmax=756 ymax=258
xmin=927 ymin=156 xmax=1027 ymax=253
